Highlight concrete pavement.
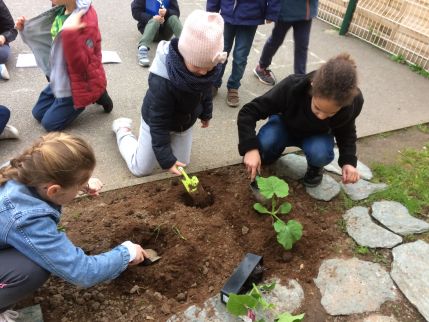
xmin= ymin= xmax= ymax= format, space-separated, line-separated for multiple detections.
xmin=1 ymin=0 xmax=429 ymax=192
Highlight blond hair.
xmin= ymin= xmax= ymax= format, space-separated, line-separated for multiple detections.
xmin=312 ymin=53 xmax=359 ymax=106
xmin=0 ymin=132 xmax=96 ymax=187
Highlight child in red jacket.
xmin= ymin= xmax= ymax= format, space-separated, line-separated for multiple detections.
xmin=16 ymin=0 xmax=113 ymax=132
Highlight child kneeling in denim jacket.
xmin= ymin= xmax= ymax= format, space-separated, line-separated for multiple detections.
xmin=0 ymin=133 xmax=147 ymax=320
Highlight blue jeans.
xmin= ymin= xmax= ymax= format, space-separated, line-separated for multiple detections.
xmin=215 ymin=23 xmax=258 ymax=90
xmin=32 ymin=84 xmax=83 ymax=131
xmin=0 ymin=44 xmax=10 ymax=64
xmin=0 ymin=105 xmax=10 ymax=134
xmin=259 ymin=20 xmax=312 ymax=75
xmin=257 ymin=115 xmax=335 ymax=166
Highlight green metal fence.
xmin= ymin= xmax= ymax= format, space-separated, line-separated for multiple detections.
xmin=318 ymin=0 xmax=429 ymax=72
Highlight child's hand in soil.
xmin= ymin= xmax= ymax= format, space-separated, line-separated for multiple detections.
xmin=129 ymin=244 xmax=149 ymax=266
xmin=341 ymin=164 xmax=360 ymax=184
xmin=169 ymin=161 xmax=186 ymax=175
xmin=82 ymin=177 xmax=103 ymax=196
xmin=15 ymin=16 xmax=26 ymax=31
xmin=243 ymin=149 xmax=261 ymax=181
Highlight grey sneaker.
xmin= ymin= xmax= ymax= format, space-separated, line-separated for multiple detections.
xmin=138 ymin=46 xmax=150 ymax=67
xmin=0 ymin=64 xmax=10 ymax=80
xmin=253 ymin=65 xmax=276 ymax=86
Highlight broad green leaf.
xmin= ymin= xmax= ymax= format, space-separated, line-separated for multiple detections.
xmin=226 ymin=294 xmax=258 ymax=316
xmin=253 ymin=203 xmax=271 ymax=215
xmin=275 ymin=312 xmax=305 ymax=322
xmin=256 ymin=176 xmax=289 ymax=199
xmin=273 ymin=219 xmax=303 ymax=250
xmin=278 ymin=202 xmax=292 ymax=215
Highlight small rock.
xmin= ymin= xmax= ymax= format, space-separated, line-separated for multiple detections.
xmin=50 ymin=294 xmax=64 ymax=307
xmin=176 ymin=292 xmax=187 ymax=302
xmin=153 ymin=291 xmax=163 ymax=301
xmin=234 ymin=193 xmax=239 ymax=199
xmin=130 ymin=285 xmax=140 ymax=294
xmin=299 ymin=264 xmax=304 ymax=270
xmin=161 ymin=303 xmax=171 ymax=314
xmin=202 ymin=266 xmax=209 ymax=275
xmin=208 ymin=286 xmax=214 ymax=292
xmin=205 ymin=261 xmax=210 ymax=267
xmin=191 ymin=282 xmax=197 ymax=288
xmin=83 ymin=292 xmax=92 ymax=300
xmin=146 ymin=316 xmax=155 ymax=320
xmin=241 ymin=226 xmax=249 ymax=235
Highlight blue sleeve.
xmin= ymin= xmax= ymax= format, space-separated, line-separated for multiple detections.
xmin=206 ymin=0 xmax=221 ymax=12
xmin=11 ymin=211 xmax=130 ymax=288
xmin=266 ymin=0 xmax=281 ymax=21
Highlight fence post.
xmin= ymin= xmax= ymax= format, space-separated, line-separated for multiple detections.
xmin=339 ymin=0 xmax=358 ymax=35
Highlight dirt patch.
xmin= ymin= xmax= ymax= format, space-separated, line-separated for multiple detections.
xmin=18 ymin=164 xmax=425 ymax=322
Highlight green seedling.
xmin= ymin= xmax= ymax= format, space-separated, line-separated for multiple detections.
xmin=172 ymin=225 xmax=187 ymax=240
xmin=253 ymin=176 xmax=303 ymax=250
xmin=177 ymin=166 xmax=199 ymax=193
xmin=226 ymin=282 xmax=304 ymax=322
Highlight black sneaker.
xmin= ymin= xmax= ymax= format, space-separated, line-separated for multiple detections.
xmin=96 ymin=90 xmax=113 ymax=113
xmin=302 ymin=165 xmax=324 ymax=187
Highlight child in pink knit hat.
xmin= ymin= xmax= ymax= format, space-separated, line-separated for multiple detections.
xmin=112 ymin=10 xmax=227 ymax=177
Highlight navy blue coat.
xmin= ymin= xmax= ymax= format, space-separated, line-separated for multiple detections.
xmin=131 ymin=0 xmax=180 ymax=33
xmin=207 ymin=0 xmax=281 ymax=25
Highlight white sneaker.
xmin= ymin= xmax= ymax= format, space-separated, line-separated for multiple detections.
xmin=0 ymin=64 xmax=10 ymax=80
xmin=0 ymin=309 xmax=19 ymax=322
xmin=0 ymin=125 xmax=19 ymax=140
xmin=112 ymin=117 xmax=132 ymax=134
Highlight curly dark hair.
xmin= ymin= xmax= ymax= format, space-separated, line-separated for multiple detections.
xmin=312 ymin=53 xmax=359 ymax=106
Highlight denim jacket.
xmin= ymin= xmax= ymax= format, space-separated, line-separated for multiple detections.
xmin=0 ymin=180 xmax=130 ymax=288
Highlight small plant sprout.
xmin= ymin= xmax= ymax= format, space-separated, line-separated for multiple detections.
xmin=253 ymin=176 xmax=303 ymax=250
xmin=226 ymin=282 xmax=305 ymax=322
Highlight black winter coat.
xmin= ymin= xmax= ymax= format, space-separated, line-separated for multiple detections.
xmin=141 ymin=73 xmax=212 ymax=170
xmin=0 ymin=0 xmax=17 ymax=44
xmin=237 ymin=73 xmax=364 ymax=167
xmin=131 ymin=0 xmax=180 ymax=34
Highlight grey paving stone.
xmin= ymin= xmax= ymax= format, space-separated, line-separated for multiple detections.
xmin=341 ymin=180 xmax=388 ymax=201
xmin=372 ymin=201 xmax=429 ymax=235
xmin=167 ymin=279 xmax=304 ymax=322
xmin=16 ymin=305 xmax=44 ymax=322
xmin=391 ymin=240 xmax=429 ymax=321
xmin=343 ymin=206 xmax=402 ymax=248
xmin=325 ymin=148 xmax=373 ymax=180
xmin=306 ymin=174 xmax=341 ymax=201
xmin=314 ymin=258 xmax=397 ymax=315
xmin=275 ymin=154 xmax=307 ymax=181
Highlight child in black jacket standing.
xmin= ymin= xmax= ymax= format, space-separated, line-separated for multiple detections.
xmin=238 ymin=53 xmax=363 ymax=187
xmin=131 ymin=0 xmax=182 ymax=67
xmin=113 ymin=10 xmax=226 ymax=177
